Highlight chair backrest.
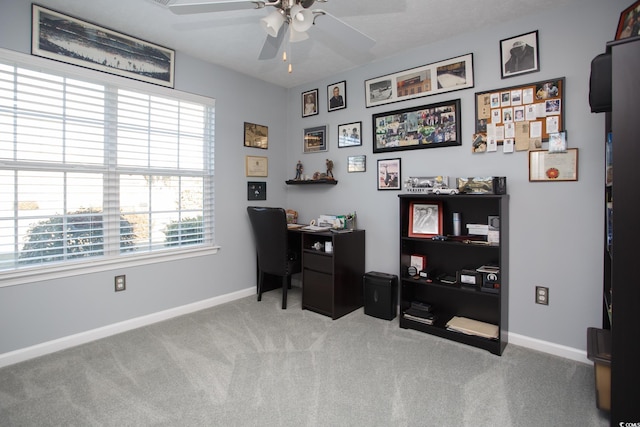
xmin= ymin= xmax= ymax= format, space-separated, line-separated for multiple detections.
xmin=247 ymin=206 xmax=289 ymax=276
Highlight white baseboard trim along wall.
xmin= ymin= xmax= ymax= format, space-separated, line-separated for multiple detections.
xmin=0 ymin=287 xmax=255 ymax=369
xmin=0 ymin=289 xmax=589 ymax=368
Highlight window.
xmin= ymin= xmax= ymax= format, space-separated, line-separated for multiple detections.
xmin=0 ymin=49 xmax=215 ymax=276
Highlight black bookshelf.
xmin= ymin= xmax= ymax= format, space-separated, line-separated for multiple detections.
xmin=398 ymin=194 xmax=508 ymax=355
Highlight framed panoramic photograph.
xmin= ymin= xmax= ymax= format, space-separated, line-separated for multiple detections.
xmin=31 ymin=5 xmax=175 ymax=87
xmin=347 ymin=155 xmax=366 ymax=173
xmin=373 ymin=99 xmax=461 ymax=153
xmin=500 ymin=30 xmax=540 ymax=79
xmin=247 ymin=181 xmax=266 ymax=200
xmin=245 ymin=155 xmax=268 ymax=177
xmin=302 ymin=89 xmax=319 ymax=117
xmin=244 ymin=122 xmax=268 ymax=149
xmin=408 ymin=201 xmax=443 ymax=238
xmin=338 ymin=121 xmax=362 ymax=148
xmin=364 ymin=53 xmax=473 ymax=107
xmin=327 ymin=81 xmax=346 ymax=112
xmin=377 ymin=158 xmax=401 ymax=190
xmin=616 ymin=1 xmax=640 ymax=39
xmin=303 ymin=125 xmax=328 ymax=153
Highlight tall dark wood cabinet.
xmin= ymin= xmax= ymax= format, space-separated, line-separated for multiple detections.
xmin=398 ymin=194 xmax=508 ymax=355
xmin=606 ymin=36 xmax=640 ymax=424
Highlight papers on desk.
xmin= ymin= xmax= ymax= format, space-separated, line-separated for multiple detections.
xmin=287 ymin=223 xmax=305 ymax=229
xmin=300 ymin=225 xmax=331 ymax=232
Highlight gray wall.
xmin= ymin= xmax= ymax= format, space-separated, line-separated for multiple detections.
xmin=283 ymin=0 xmax=622 ymax=352
xmin=0 ymin=0 xmax=623 ymax=356
xmin=0 ymin=1 xmax=290 ymax=354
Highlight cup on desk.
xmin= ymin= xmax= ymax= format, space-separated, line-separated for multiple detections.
xmin=325 ymin=241 xmax=333 ymax=253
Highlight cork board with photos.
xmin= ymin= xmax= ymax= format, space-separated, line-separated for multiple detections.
xmin=473 ymin=77 xmax=564 ymax=153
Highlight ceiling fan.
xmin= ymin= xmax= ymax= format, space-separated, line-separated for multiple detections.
xmin=164 ymin=0 xmax=375 ymax=62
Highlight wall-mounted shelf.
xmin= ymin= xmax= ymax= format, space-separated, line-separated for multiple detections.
xmin=286 ymin=179 xmax=338 ymax=185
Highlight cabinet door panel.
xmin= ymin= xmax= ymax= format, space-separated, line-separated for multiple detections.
xmin=303 ymin=269 xmax=333 ymax=313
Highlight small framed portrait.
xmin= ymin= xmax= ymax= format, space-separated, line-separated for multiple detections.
xmin=338 ymin=121 xmax=362 ymax=148
xmin=616 ymin=1 xmax=640 ymax=40
xmin=247 ymin=181 xmax=266 ymax=200
xmin=243 ymin=122 xmax=268 ymax=149
xmin=302 ymin=88 xmax=319 ymax=117
xmin=327 ymin=81 xmax=346 ymax=112
xmin=408 ymin=202 xmax=443 ymax=238
xmin=500 ymin=30 xmax=540 ymax=79
xmin=377 ymin=158 xmax=401 ymax=190
xmin=347 ymin=155 xmax=366 ymax=173
xmin=303 ymin=125 xmax=328 ymax=153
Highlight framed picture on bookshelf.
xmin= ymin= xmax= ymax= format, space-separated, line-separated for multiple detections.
xmin=408 ymin=201 xmax=443 ymax=238
xmin=615 ymin=1 xmax=640 ymax=40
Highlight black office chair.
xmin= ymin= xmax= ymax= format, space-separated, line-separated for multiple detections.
xmin=246 ymin=206 xmax=296 ymax=309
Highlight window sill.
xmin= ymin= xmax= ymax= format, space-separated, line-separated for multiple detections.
xmin=0 ymin=245 xmax=221 ymax=288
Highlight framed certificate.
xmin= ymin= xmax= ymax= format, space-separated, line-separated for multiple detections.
xmin=245 ymin=155 xmax=268 ymax=177
xmin=529 ymin=148 xmax=578 ymax=182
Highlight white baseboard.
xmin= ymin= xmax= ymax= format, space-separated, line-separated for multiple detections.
xmin=1 ymin=289 xmax=591 ymax=368
xmin=508 ymin=331 xmax=590 ymax=365
xmin=0 ymin=287 xmax=255 ymax=368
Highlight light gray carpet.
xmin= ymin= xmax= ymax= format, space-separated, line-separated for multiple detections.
xmin=0 ymin=287 xmax=609 ymax=426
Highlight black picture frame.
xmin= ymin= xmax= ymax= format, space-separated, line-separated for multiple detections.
xmin=364 ymin=53 xmax=474 ymax=108
xmin=302 ymin=89 xmax=319 ymax=117
xmin=303 ymin=125 xmax=328 ymax=153
xmin=377 ymin=158 xmax=401 ymax=190
xmin=243 ymin=122 xmax=268 ymax=149
xmin=500 ymin=30 xmax=540 ymax=79
xmin=373 ymin=99 xmax=461 ymax=153
xmin=247 ymin=181 xmax=266 ymax=200
xmin=327 ymin=81 xmax=347 ymax=112
xmin=338 ymin=121 xmax=362 ymax=148
xmin=31 ymin=5 xmax=175 ymax=88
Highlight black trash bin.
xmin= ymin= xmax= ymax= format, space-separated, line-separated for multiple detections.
xmin=363 ymin=271 xmax=398 ymax=320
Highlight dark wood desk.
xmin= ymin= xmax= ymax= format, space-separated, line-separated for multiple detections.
xmin=261 ymin=228 xmax=365 ymax=319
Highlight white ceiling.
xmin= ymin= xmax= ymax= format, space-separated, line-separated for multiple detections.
xmin=33 ymin=0 xmax=573 ymax=88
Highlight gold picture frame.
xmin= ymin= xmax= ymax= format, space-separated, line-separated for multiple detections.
xmin=245 ymin=155 xmax=268 ymax=177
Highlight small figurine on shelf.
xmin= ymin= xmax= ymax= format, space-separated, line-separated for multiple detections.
xmin=326 ymin=159 xmax=334 ymax=179
xmin=295 ymin=160 xmax=303 ymax=180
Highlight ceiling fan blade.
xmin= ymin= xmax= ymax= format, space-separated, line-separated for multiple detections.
xmin=310 ymin=10 xmax=375 ymax=51
xmin=169 ymin=1 xmax=265 ymax=15
xmin=258 ymin=24 xmax=286 ymax=60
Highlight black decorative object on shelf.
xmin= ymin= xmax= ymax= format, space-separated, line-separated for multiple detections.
xmin=286 ymin=179 xmax=337 ymax=185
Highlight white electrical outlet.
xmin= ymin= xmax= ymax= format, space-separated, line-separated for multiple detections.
xmin=535 ymin=286 xmax=548 ymax=305
xmin=115 ymin=275 xmax=126 ymax=292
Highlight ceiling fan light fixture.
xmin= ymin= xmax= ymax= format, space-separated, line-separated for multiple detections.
xmin=260 ymin=10 xmax=285 ymax=37
xmin=290 ymin=6 xmax=314 ymax=32
xmin=289 ymin=27 xmax=309 ymax=42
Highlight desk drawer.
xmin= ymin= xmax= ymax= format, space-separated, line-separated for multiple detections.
xmin=304 ymin=252 xmax=333 ymax=273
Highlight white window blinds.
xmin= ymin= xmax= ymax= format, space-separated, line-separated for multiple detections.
xmin=0 ymin=51 xmax=215 ymax=273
